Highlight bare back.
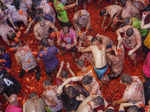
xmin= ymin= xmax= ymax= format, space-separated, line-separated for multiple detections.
xmin=90 ymin=45 xmax=107 ymax=68
xmin=106 ymin=5 xmax=122 ymax=18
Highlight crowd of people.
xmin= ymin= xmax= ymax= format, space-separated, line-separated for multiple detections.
xmin=0 ymin=0 xmax=150 ymax=112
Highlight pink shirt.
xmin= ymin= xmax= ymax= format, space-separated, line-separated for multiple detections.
xmin=5 ymin=105 xmax=22 ymax=112
xmin=143 ymin=52 xmax=150 ymax=78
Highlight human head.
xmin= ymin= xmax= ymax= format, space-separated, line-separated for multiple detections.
xmin=8 ymin=94 xmax=18 ymax=104
xmin=43 ymin=80 xmax=51 ymax=88
xmin=62 ymin=23 xmax=72 ymax=34
xmin=120 ymin=74 xmax=133 ymax=85
xmin=76 ymin=59 xmax=84 ymax=67
xmin=92 ymin=96 xmax=105 ymax=108
xmin=0 ymin=46 xmax=6 ymax=55
xmin=81 ymin=75 xmax=93 ymax=85
xmin=61 ymin=70 xmax=69 ymax=79
xmin=64 ymin=86 xmax=79 ymax=98
xmin=120 ymin=0 xmax=126 ymax=7
xmin=100 ymin=9 xmax=107 ymax=16
xmin=126 ymin=28 xmax=134 ymax=37
xmin=40 ymin=38 xmax=49 ymax=48
xmin=40 ymin=19 xmax=46 ymax=27
xmin=29 ymin=92 xmax=38 ymax=100
xmin=8 ymin=32 xmax=16 ymax=41
xmin=105 ymin=107 xmax=114 ymax=112
xmin=127 ymin=105 xmax=139 ymax=112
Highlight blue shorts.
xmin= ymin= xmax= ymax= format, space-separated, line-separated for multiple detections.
xmin=94 ymin=65 xmax=108 ymax=80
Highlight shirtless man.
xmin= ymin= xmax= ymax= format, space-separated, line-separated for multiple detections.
xmin=121 ymin=0 xmax=140 ymax=19
xmin=0 ymin=23 xmax=16 ymax=46
xmin=73 ymin=9 xmax=90 ymax=36
xmin=100 ymin=5 xmax=122 ymax=31
xmin=116 ymin=25 xmax=141 ymax=65
xmin=42 ymin=80 xmax=63 ymax=112
xmin=23 ymin=93 xmax=45 ymax=112
xmin=38 ymin=0 xmax=56 ymax=23
xmin=78 ymin=36 xmax=108 ymax=80
xmin=106 ymin=44 xmax=124 ymax=80
xmin=58 ymin=71 xmax=102 ymax=96
xmin=34 ymin=18 xmax=58 ymax=41
xmin=76 ymin=95 xmax=106 ymax=112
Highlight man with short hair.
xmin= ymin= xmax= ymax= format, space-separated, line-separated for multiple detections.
xmin=116 ymin=25 xmax=141 ymax=65
xmin=78 ymin=36 xmax=108 ymax=80
xmin=113 ymin=74 xmax=145 ymax=111
xmin=73 ymin=9 xmax=90 ymax=35
xmin=100 ymin=5 xmax=122 ymax=31
xmin=34 ymin=18 xmax=58 ymax=41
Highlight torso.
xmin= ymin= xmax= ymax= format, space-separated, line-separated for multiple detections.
xmin=91 ymin=45 xmax=107 ymax=68
xmin=106 ymin=5 xmax=122 ymax=18
xmin=16 ymin=45 xmax=37 ymax=71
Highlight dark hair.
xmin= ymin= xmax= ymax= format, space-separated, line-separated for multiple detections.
xmin=127 ymin=105 xmax=139 ymax=112
xmin=105 ymin=108 xmax=115 ymax=112
xmin=76 ymin=59 xmax=84 ymax=67
xmin=29 ymin=92 xmax=37 ymax=99
xmin=100 ymin=9 xmax=106 ymax=16
xmin=62 ymin=22 xmax=72 ymax=27
xmin=40 ymin=38 xmax=49 ymax=47
xmin=43 ymin=80 xmax=51 ymax=86
xmin=8 ymin=32 xmax=16 ymax=40
xmin=81 ymin=75 xmax=93 ymax=85
xmin=93 ymin=96 xmax=104 ymax=106
xmin=12 ymin=0 xmax=20 ymax=10
xmin=120 ymin=0 xmax=126 ymax=6
xmin=121 ymin=74 xmax=133 ymax=84
xmin=65 ymin=86 xmax=79 ymax=98
xmin=110 ymin=50 xmax=115 ymax=55
xmin=91 ymin=37 xmax=97 ymax=43
xmin=61 ymin=70 xmax=69 ymax=78
xmin=126 ymin=28 xmax=134 ymax=37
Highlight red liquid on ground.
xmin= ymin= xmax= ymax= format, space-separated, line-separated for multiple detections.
xmin=0 ymin=1 xmax=145 ymax=111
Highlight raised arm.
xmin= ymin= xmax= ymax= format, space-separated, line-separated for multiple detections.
xmin=67 ymin=62 xmax=75 ymax=76
xmin=141 ymin=12 xmax=150 ymax=29
xmin=57 ymin=76 xmax=83 ymax=94
xmin=64 ymin=0 xmax=78 ymax=10
xmin=78 ymin=46 xmax=92 ymax=53
xmin=56 ymin=61 xmax=64 ymax=78
xmin=128 ymin=28 xmax=141 ymax=55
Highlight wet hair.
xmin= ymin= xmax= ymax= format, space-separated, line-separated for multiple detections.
xmin=105 ymin=108 xmax=115 ymax=112
xmin=127 ymin=105 xmax=139 ymax=112
xmin=93 ymin=96 xmax=104 ymax=106
xmin=76 ymin=59 xmax=84 ymax=67
xmin=61 ymin=70 xmax=69 ymax=78
xmin=91 ymin=37 xmax=97 ymax=43
xmin=40 ymin=38 xmax=49 ymax=47
xmin=43 ymin=80 xmax=51 ymax=86
xmin=62 ymin=22 xmax=72 ymax=28
xmin=65 ymin=86 xmax=79 ymax=98
xmin=81 ymin=75 xmax=93 ymax=85
xmin=12 ymin=0 xmax=20 ymax=10
xmin=120 ymin=0 xmax=126 ymax=7
xmin=120 ymin=74 xmax=133 ymax=84
xmin=0 ymin=46 xmax=6 ymax=53
xmin=126 ymin=28 xmax=134 ymax=37
xmin=110 ymin=50 xmax=115 ymax=56
xmin=8 ymin=32 xmax=16 ymax=40
xmin=29 ymin=92 xmax=37 ymax=99
xmin=100 ymin=9 xmax=106 ymax=16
